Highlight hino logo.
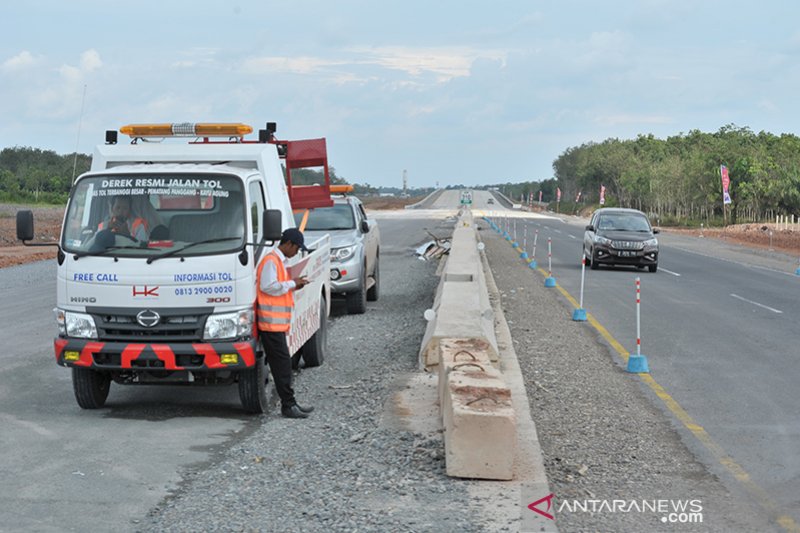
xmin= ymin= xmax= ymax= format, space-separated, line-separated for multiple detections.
xmin=136 ymin=309 xmax=161 ymax=328
xmin=70 ymin=296 xmax=97 ymax=303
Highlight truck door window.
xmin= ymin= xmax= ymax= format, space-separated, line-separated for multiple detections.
xmin=249 ymin=181 xmax=266 ymax=242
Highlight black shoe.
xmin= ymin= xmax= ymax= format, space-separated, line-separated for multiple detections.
xmin=281 ymin=405 xmax=309 ymax=419
xmin=296 ymin=404 xmax=314 ymax=414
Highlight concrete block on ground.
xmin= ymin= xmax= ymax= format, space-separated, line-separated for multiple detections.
xmin=443 ymin=372 xmax=516 ymax=480
xmin=436 ymin=338 xmax=495 ymax=409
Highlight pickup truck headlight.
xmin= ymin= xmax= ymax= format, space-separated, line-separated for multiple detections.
xmin=593 ymin=235 xmax=612 ymax=246
xmin=642 ymin=238 xmax=658 ymax=247
xmin=331 ymin=245 xmax=357 ymax=263
xmin=203 ymin=309 xmax=253 ymax=340
xmin=59 ymin=309 xmax=98 ymax=339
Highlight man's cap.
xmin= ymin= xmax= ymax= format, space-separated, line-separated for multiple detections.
xmin=282 ymin=227 xmax=308 ymax=252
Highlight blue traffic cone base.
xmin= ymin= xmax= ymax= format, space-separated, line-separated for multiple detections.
xmin=572 ymin=308 xmax=587 ymax=321
xmin=528 ymin=260 xmax=538 ymax=269
xmin=626 ymin=354 xmax=649 ymax=373
xmin=520 ymin=252 xmax=528 ymax=259
xmin=544 ymin=276 xmax=557 ymax=287
xmin=795 ymin=267 xmax=800 ymax=276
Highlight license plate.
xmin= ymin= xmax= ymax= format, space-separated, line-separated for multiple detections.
xmin=618 ymin=251 xmax=637 ymax=257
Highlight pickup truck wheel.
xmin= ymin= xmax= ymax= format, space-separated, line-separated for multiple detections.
xmin=367 ymin=255 xmax=380 ymax=302
xmin=72 ymin=367 xmax=111 ymax=409
xmin=346 ymin=267 xmax=368 ymax=314
xmin=301 ymin=296 xmax=327 ymax=367
xmin=238 ymin=356 xmax=267 ymax=414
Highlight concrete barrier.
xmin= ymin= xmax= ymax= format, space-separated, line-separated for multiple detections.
xmin=443 ymin=370 xmax=516 ymax=480
xmin=418 ymin=212 xmax=498 ymax=368
xmin=436 ymin=338 xmax=494 ymax=411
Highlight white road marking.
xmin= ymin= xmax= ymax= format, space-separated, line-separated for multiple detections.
xmin=554 ymin=229 xmax=562 ymax=234
xmin=567 ymin=234 xmax=576 ymax=239
xmin=730 ymin=293 xmax=783 ymax=314
xmin=659 ymin=267 xmax=681 ymax=276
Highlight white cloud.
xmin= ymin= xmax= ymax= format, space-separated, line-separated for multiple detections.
xmin=241 ymin=56 xmax=345 ymax=75
xmin=80 ymin=49 xmax=102 ymax=72
xmin=1 ymin=50 xmax=38 ymax=71
xmin=354 ymin=46 xmax=506 ymax=80
xmin=593 ymin=113 xmax=672 ymax=126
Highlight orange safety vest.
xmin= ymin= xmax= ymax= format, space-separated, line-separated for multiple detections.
xmin=255 ymin=251 xmax=294 ymax=332
xmin=99 ymin=217 xmax=148 ymax=236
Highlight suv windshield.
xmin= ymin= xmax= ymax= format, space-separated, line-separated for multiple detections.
xmin=596 ymin=213 xmax=651 ymax=232
xmin=296 ymin=204 xmax=355 ymax=231
xmin=62 ymin=174 xmax=246 ymax=258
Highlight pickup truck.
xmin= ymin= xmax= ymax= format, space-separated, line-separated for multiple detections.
xmin=296 ymin=190 xmax=380 ymax=314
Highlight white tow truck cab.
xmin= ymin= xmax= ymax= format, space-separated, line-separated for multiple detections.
xmin=17 ymin=122 xmax=334 ymax=413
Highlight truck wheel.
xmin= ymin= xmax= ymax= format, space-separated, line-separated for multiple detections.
xmin=72 ymin=367 xmax=111 ymax=409
xmin=238 ymin=356 xmax=267 ymax=414
xmin=367 ymin=255 xmax=380 ymax=302
xmin=346 ymin=267 xmax=367 ymax=314
xmin=302 ymin=296 xmax=327 ymax=367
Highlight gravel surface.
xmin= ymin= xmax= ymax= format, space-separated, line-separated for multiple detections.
xmin=143 ymin=221 xmax=498 ymax=532
xmin=479 ymin=220 xmax=774 ymax=532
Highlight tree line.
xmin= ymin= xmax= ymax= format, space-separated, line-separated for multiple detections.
xmin=550 ymin=125 xmax=800 ymax=225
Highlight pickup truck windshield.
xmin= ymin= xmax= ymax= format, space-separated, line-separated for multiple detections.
xmin=298 ymin=204 xmax=355 ymax=231
xmin=62 ymin=174 xmax=246 ymax=258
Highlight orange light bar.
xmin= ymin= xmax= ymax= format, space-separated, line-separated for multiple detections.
xmin=330 ymin=185 xmax=354 ymax=194
xmin=119 ymin=123 xmax=253 ymax=138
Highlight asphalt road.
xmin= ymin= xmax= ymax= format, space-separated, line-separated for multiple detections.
xmin=0 ymin=212 xmax=453 ymax=532
xmin=479 ymin=207 xmax=800 ymax=528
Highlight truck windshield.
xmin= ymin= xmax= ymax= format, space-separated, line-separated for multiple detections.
xmin=62 ymin=174 xmax=246 ymax=258
xmin=297 ymin=204 xmax=355 ymax=231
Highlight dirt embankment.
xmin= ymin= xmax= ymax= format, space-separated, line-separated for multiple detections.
xmin=664 ymin=223 xmax=800 ymax=257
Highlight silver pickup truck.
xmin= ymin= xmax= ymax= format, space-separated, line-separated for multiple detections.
xmin=297 ymin=194 xmax=380 ymax=314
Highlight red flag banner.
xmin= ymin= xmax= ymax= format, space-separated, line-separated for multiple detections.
xmin=538 ymin=190 xmax=543 ymax=203
xmin=720 ymin=165 xmax=732 ymax=205
xmin=556 ymin=187 xmax=561 ymax=202
xmin=575 ymin=190 xmax=582 ymax=202
xmin=599 ymin=184 xmax=606 ymax=205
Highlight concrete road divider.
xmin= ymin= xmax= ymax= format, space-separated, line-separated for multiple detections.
xmin=437 ymin=338 xmax=494 ymax=410
xmin=419 ymin=211 xmax=498 ymax=368
xmin=443 ymin=370 xmax=516 ymax=480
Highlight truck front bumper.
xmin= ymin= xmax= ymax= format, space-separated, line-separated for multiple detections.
xmin=54 ymin=337 xmax=258 ymax=371
xmin=329 ymin=257 xmax=363 ymax=294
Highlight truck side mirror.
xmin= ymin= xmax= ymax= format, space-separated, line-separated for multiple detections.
xmin=16 ymin=210 xmax=34 ymax=241
xmin=361 ymin=220 xmax=370 ymax=233
xmin=262 ymin=209 xmax=282 ymax=242
xmin=585 ymin=224 xmax=594 ymax=232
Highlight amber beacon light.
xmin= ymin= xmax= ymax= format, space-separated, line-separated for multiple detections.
xmin=119 ymin=123 xmax=253 ymax=138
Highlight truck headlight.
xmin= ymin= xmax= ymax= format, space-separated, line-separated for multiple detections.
xmin=643 ymin=238 xmax=658 ymax=247
xmin=203 ymin=309 xmax=253 ymax=340
xmin=62 ymin=310 xmax=98 ymax=339
xmin=331 ymin=245 xmax=357 ymax=263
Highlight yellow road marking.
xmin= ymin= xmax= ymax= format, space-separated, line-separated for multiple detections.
xmin=508 ymin=242 xmax=800 ymax=532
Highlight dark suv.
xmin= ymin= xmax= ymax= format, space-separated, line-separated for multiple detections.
xmin=583 ymin=208 xmax=659 ymax=272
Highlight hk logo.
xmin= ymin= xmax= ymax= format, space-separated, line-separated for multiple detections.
xmin=133 ymin=285 xmax=159 ymax=297
xmin=528 ymin=493 xmax=555 ymax=520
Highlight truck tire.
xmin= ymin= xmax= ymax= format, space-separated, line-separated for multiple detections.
xmin=238 ymin=356 xmax=268 ymax=414
xmin=367 ymin=254 xmax=380 ymax=302
xmin=72 ymin=367 xmax=111 ymax=409
xmin=346 ymin=266 xmax=367 ymax=314
xmin=301 ymin=296 xmax=327 ymax=367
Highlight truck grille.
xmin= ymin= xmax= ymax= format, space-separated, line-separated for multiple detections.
xmin=88 ymin=307 xmax=213 ymax=342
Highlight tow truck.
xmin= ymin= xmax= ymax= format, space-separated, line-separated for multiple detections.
xmin=17 ymin=121 xmax=334 ymax=413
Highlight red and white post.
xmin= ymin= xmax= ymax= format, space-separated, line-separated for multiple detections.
xmin=544 ymin=237 xmax=556 ymax=286
xmin=572 ymin=253 xmax=587 ymax=321
xmin=626 ymin=276 xmax=649 ymax=372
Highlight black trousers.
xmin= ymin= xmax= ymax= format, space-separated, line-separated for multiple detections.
xmin=259 ymin=330 xmax=296 ymax=408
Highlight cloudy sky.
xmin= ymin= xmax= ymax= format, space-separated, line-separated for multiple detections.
xmin=1 ymin=1 xmax=798 ymax=188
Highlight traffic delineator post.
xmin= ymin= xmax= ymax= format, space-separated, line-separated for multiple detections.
xmin=544 ymin=237 xmax=556 ymax=287
xmin=529 ymin=229 xmax=538 ymax=269
xmin=572 ymin=254 xmax=587 ymax=321
xmin=795 ymin=256 xmax=800 ymax=276
xmin=520 ymin=222 xmax=529 ymax=259
xmin=626 ymin=276 xmax=650 ymax=373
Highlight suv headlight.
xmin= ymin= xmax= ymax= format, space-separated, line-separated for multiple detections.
xmin=593 ymin=235 xmax=612 ymax=246
xmin=203 ymin=309 xmax=253 ymax=340
xmin=331 ymin=245 xmax=357 ymax=263
xmin=643 ymin=238 xmax=658 ymax=247
xmin=59 ymin=309 xmax=98 ymax=339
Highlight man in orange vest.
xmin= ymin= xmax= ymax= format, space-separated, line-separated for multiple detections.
xmin=99 ymin=196 xmax=148 ymax=241
xmin=256 ymin=228 xmax=313 ymax=419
